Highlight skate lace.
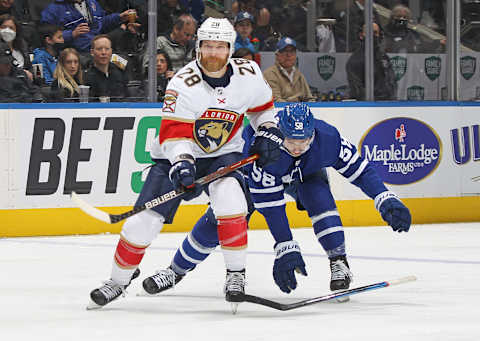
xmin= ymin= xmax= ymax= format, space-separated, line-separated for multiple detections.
xmin=152 ymin=268 xmax=176 ymax=289
xmin=331 ymin=260 xmax=353 ymax=281
xmin=224 ymin=272 xmax=245 ymax=293
xmin=98 ymin=280 xmax=125 ymax=300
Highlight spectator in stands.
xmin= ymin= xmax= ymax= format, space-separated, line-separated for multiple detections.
xmin=270 ymin=0 xmax=308 ymax=50
xmin=0 ymin=0 xmax=14 ymax=15
xmin=32 ymin=24 xmax=64 ymax=85
xmin=316 ymin=19 xmax=336 ymax=53
xmin=0 ymin=0 xmax=26 ymax=19
xmin=419 ymin=0 xmax=445 ymax=33
xmin=232 ymin=0 xmax=271 ymax=28
xmin=143 ymin=50 xmax=173 ymax=102
xmin=50 ymin=47 xmax=83 ymax=101
xmin=233 ymin=0 xmax=277 ymax=51
xmin=232 ymin=47 xmax=254 ymax=61
xmin=84 ymin=34 xmax=128 ymax=100
xmin=0 ymin=14 xmax=32 ymax=80
xmin=41 ymin=0 xmax=134 ymax=55
xmin=0 ymin=40 xmax=42 ymax=102
xmin=384 ymin=4 xmax=423 ymax=53
xmin=234 ymin=11 xmax=256 ymax=53
xmin=233 ymin=11 xmax=262 ymax=65
xmin=146 ymin=13 xmax=196 ymax=73
xmin=180 ymin=0 xmax=204 ymax=23
xmin=346 ymin=23 xmax=397 ymax=101
xmin=334 ymin=0 xmax=382 ymax=52
xmin=263 ymin=37 xmax=316 ymax=103
xmin=156 ymin=0 xmax=188 ymax=35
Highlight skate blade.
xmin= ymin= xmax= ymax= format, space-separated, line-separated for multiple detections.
xmin=86 ymin=300 xmax=103 ymax=310
xmin=332 ymin=289 xmax=350 ymax=303
xmin=335 ymin=296 xmax=350 ymax=303
xmin=230 ymin=302 xmax=239 ymax=314
xmin=136 ymin=288 xmax=162 ymax=297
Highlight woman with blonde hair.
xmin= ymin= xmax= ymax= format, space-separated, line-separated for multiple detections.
xmin=50 ymin=48 xmax=84 ymax=101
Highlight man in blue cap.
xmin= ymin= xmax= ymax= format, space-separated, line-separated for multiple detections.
xmin=263 ymin=36 xmax=316 ymax=102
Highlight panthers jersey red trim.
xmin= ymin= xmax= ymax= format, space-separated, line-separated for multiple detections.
xmin=247 ymin=98 xmax=274 ymax=113
xmin=159 ymin=119 xmax=194 ymax=144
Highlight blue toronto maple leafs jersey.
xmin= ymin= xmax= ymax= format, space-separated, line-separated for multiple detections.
xmin=242 ymin=119 xmax=388 ymax=241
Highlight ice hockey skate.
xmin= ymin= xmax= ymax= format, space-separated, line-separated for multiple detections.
xmin=87 ymin=268 xmax=140 ymax=310
xmin=329 ymin=255 xmax=353 ymax=302
xmin=141 ymin=267 xmax=184 ymax=295
xmin=224 ymin=269 xmax=246 ymax=314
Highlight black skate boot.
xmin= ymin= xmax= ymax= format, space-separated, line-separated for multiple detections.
xmin=88 ymin=268 xmax=140 ymax=309
xmin=329 ymin=255 xmax=353 ymax=302
xmin=330 ymin=255 xmax=353 ymax=290
xmin=224 ymin=269 xmax=246 ymax=314
xmin=142 ymin=267 xmax=184 ymax=295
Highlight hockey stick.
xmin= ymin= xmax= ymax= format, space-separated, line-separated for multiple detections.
xmin=242 ymin=275 xmax=416 ymax=311
xmin=71 ymin=154 xmax=259 ymax=224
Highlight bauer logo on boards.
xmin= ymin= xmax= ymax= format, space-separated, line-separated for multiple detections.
xmin=359 ymin=117 xmax=441 ymax=185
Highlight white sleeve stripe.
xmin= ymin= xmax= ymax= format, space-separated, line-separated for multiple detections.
xmin=347 ymin=159 xmax=369 ymax=182
xmin=187 ymin=233 xmax=215 ymax=254
xmin=249 ymin=185 xmax=284 ymax=194
xmin=337 ymin=152 xmax=360 ymax=174
xmin=374 ymin=191 xmax=398 ymax=211
xmin=315 ymin=226 xmax=343 ymax=239
xmin=310 ymin=210 xmax=340 ymax=225
xmin=179 ymin=244 xmax=203 ymax=264
xmin=254 ymin=198 xmax=286 ymax=209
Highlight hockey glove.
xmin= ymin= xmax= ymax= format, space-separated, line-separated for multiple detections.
xmin=169 ymin=155 xmax=198 ymax=201
xmin=273 ymin=240 xmax=307 ymax=293
xmin=249 ymin=126 xmax=284 ymax=168
xmin=375 ymin=191 xmax=411 ymax=233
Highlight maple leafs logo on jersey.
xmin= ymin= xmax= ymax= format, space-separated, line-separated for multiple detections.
xmin=194 ymin=109 xmax=242 ymax=153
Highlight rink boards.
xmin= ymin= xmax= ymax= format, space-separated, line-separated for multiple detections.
xmin=1 ymin=102 xmax=479 ymax=237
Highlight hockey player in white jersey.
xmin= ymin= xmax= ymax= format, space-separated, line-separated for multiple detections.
xmin=144 ymin=103 xmax=411 ymax=298
xmin=88 ymin=17 xmax=285 ymax=310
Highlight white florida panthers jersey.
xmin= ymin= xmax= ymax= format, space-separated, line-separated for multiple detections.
xmin=150 ymin=58 xmax=276 ymax=163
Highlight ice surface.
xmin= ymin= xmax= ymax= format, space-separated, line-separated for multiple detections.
xmin=1 ymin=223 xmax=479 ymax=341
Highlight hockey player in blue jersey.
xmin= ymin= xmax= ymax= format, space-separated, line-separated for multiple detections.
xmin=142 ymin=103 xmax=411 ymax=297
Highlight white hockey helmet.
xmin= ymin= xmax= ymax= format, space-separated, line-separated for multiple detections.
xmin=196 ymin=17 xmax=237 ymax=60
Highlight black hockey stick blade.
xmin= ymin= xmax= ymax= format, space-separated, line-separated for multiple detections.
xmin=71 ymin=154 xmax=259 ymax=224
xmin=242 ymin=275 xmax=417 ymax=311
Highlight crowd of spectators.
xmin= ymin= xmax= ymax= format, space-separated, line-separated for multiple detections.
xmin=0 ymin=0 xmax=475 ymax=103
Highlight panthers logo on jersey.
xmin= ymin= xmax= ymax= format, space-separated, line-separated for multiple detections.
xmin=194 ymin=109 xmax=243 ymax=153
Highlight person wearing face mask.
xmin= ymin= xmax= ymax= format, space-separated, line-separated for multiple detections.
xmin=32 ymin=25 xmax=65 ymax=85
xmin=0 ymin=13 xmax=33 ymax=81
xmin=346 ymin=22 xmax=397 ymax=101
xmin=384 ymin=4 xmax=423 ymax=54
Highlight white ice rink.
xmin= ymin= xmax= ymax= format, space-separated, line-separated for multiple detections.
xmin=1 ymin=222 xmax=479 ymax=341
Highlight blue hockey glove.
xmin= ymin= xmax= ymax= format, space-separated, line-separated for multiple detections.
xmin=169 ymin=155 xmax=198 ymax=200
xmin=375 ymin=191 xmax=411 ymax=233
xmin=273 ymin=240 xmax=307 ymax=293
xmin=249 ymin=126 xmax=284 ymax=168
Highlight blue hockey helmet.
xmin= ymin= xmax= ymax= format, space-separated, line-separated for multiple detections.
xmin=277 ymin=103 xmax=315 ymax=139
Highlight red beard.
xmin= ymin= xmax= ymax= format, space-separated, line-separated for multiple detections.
xmin=202 ymin=55 xmax=228 ymax=72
